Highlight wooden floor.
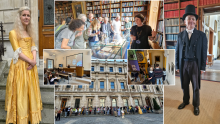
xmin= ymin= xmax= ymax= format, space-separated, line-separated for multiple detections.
xmin=164 ymin=77 xmax=220 ymax=124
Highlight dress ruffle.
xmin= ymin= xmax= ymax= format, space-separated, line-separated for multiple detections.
xmin=31 ymin=46 xmax=38 ymax=52
xmin=13 ymin=48 xmax=22 ymax=64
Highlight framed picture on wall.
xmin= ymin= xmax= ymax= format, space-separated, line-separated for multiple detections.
xmin=204 ymin=16 xmax=210 ymax=27
xmin=72 ymin=2 xmax=84 ymax=19
xmin=155 ymin=56 xmax=160 ymax=62
xmin=214 ymin=20 xmax=217 ymax=33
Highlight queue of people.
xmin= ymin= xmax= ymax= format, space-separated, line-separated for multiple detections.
xmin=55 ymin=105 xmax=155 ymax=121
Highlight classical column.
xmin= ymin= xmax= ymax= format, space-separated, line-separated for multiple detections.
xmin=116 ymin=75 xmax=120 ymax=92
xmin=139 ymin=85 xmax=142 ymax=92
xmin=95 ymin=76 xmax=98 ymax=91
xmin=72 ymin=85 xmax=75 ymax=91
xmin=85 ymin=85 xmax=86 ymax=91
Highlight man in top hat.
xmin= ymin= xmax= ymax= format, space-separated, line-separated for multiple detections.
xmin=175 ymin=5 xmax=207 ymax=115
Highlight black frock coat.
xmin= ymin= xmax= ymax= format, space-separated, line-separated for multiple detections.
xmin=175 ymin=28 xmax=207 ymax=89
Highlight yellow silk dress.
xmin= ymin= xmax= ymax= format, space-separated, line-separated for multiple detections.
xmin=138 ymin=106 xmax=143 ymax=114
xmin=5 ymin=30 xmax=43 ymax=124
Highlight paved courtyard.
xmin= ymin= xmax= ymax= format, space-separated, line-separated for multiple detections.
xmin=55 ymin=113 xmax=163 ymax=124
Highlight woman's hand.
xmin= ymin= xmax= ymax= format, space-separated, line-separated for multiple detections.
xmin=96 ymin=31 xmax=100 ymax=35
xmin=131 ymin=35 xmax=136 ymax=40
xmin=75 ymin=31 xmax=83 ymax=37
xmin=27 ymin=64 xmax=34 ymax=70
xmin=29 ymin=59 xmax=36 ymax=67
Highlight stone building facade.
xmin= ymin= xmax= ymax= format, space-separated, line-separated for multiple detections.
xmin=55 ymin=60 xmax=163 ymax=110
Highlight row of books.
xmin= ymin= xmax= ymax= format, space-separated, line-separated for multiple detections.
xmin=93 ymin=2 xmax=100 ymax=6
xmin=181 ymin=0 xmax=197 ymax=8
xmin=111 ymin=8 xmax=120 ymax=13
xmin=102 ymin=9 xmax=110 ymax=13
xmin=121 ymin=17 xmax=134 ymax=21
xmin=166 ymin=34 xmax=178 ymax=41
xmin=111 ymin=13 xmax=120 ymax=17
xmin=102 ymin=5 xmax=110 ymax=9
xmin=86 ymin=3 xmax=92 ymax=6
xmin=122 ymin=7 xmax=133 ymax=12
xmin=133 ymin=1 xmax=147 ymax=6
xmin=156 ymin=34 xmax=163 ymax=48
xmin=86 ymin=11 xmax=92 ymax=14
xmin=94 ymin=14 xmax=101 ymax=18
xmin=101 ymin=1 xmax=110 ymax=4
xmin=94 ymin=10 xmax=101 ymax=14
xmin=93 ymin=6 xmax=101 ymax=10
xmin=157 ymin=21 xmax=164 ymax=33
xmin=166 ymin=45 xmax=176 ymax=49
xmin=111 ymin=0 xmax=120 ymax=3
xmin=165 ymin=27 xmax=179 ymax=33
xmin=134 ymin=7 xmax=145 ymax=12
xmin=87 ymin=7 xmax=92 ymax=10
xmin=122 ymin=13 xmax=133 ymax=16
xmin=122 ymin=2 xmax=134 ymax=7
xmin=102 ymin=14 xmax=110 ymax=17
xmin=199 ymin=0 xmax=220 ymax=5
xmin=164 ymin=3 xmax=179 ymax=10
xmin=158 ymin=8 xmax=164 ymax=19
xmin=164 ymin=11 xmax=179 ymax=18
xmin=180 ymin=9 xmax=197 ymax=17
xmin=165 ymin=18 xmax=179 ymax=26
xmin=111 ymin=4 xmax=120 ymax=8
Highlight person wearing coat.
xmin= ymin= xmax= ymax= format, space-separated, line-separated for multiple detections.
xmin=114 ymin=107 xmax=117 ymax=117
xmin=175 ymin=5 xmax=207 ymax=116
xmin=94 ymin=106 xmax=96 ymax=115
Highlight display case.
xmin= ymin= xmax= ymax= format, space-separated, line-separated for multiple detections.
xmin=91 ymin=34 xmax=129 ymax=59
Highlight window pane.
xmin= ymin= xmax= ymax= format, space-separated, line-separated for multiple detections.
xmin=88 ymin=99 xmax=93 ymax=107
xmin=100 ymin=66 xmax=104 ymax=72
xmin=91 ymin=66 xmax=94 ymax=71
xmin=121 ymin=82 xmax=124 ymax=89
xmin=112 ymin=99 xmax=116 ymax=107
xmin=100 ymin=99 xmax=105 ymax=107
xmin=89 ymin=81 xmax=93 ymax=88
xmin=100 ymin=81 xmax=104 ymax=89
xmin=135 ymin=99 xmax=139 ymax=106
xmin=78 ymin=85 xmax=82 ymax=88
xmin=119 ymin=67 xmax=122 ymax=72
xmin=109 ymin=67 xmax=113 ymax=72
xmin=123 ymin=99 xmax=128 ymax=106
xmin=111 ymin=82 xmax=114 ymax=89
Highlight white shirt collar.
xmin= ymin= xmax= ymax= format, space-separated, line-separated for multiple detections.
xmin=186 ymin=28 xmax=194 ymax=33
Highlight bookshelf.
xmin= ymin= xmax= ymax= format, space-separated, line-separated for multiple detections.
xmin=164 ymin=0 xmax=220 ymax=49
xmin=55 ymin=1 xmax=73 ymax=25
xmin=85 ymin=1 xmax=150 ymax=30
xmin=156 ymin=1 xmax=164 ymax=49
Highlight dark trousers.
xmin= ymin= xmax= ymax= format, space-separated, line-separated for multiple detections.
xmin=56 ymin=113 xmax=60 ymax=120
xmin=182 ymin=60 xmax=200 ymax=107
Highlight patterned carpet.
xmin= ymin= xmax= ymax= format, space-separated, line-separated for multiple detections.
xmin=164 ymin=77 xmax=220 ymax=124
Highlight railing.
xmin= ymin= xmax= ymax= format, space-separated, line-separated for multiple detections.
xmin=0 ymin=22 xmax=6 ymax=61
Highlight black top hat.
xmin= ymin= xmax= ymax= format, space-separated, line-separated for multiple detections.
xmin=182 ymin=5 xmax=198 ymax=21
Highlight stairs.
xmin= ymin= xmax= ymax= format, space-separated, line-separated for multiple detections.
xmin=0 ymin=61 xmax=54 ymax=124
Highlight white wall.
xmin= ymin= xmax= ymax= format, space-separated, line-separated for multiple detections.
xmin=203 ymin=15 xmax=219 ymax=59
xmin=165 ymin=50 xmax=175 ymax=85
xmin=55 ymin=50 xmax=91 ymax=70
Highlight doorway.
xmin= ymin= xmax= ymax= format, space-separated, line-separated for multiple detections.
xmin=75 ymin=99 xmax=80 ymax=108
xmin=60 ymin=98 xmax=67 ymax=110
xmin=145 ymin=96 xmax=152 ymax=108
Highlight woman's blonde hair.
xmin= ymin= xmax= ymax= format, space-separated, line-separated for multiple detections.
xmin=91 ymin=19 xmax=101 ymax=30
xmin=14 ymin=6 xmax=35 ymax=41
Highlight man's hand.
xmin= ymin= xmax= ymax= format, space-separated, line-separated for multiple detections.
xmin=201 ymin=71 xmax=204 ymax=74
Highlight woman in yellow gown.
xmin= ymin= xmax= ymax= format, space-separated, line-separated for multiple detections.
xmin=5 ymin=6 xmax=42 ymax=124
xmin=138 ymin=106 xmax=143 ymax=114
